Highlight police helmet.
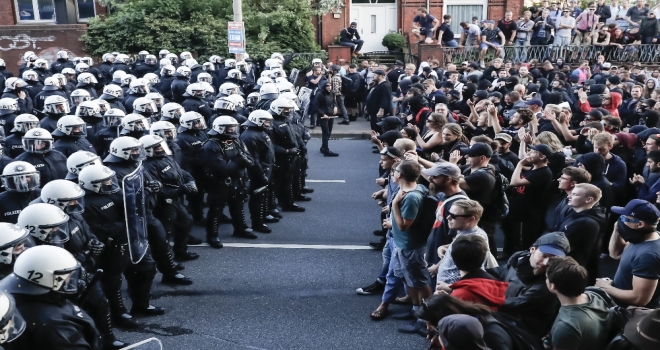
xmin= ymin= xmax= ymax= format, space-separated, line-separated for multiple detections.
xmin=138 ymin=50 xmax=149 ymax=61
xmin=247 ymin=110 xmax=273 ymax=128
xmin=101 ymin=84 xmax=123 ymax=100
xmin=11 ymin=114 xmax=39 ymax=133
xmin=185 ymin=83 xmax=205 ymax=98
xmin=150 ymin=121 xmax=177 ymax=142
xmin=103 ymin=108 xmax=125 ymax=127
xmin=209 ymin=116 xmax=239 ymax=138
xmin=0 ymin=223 xmax=34 ymax=266
xmin=93 ymin=99 xmax=110 ymax=115
xmin=133 ymin=97 xmax=158 ymax=114
xmin=21 ymin=128 xmax=53 ymax=154
xmin=40 ymin=180 xmax=85 ymax=215
xmin=54 ymin=115 xmax=87 ymax=138
xmin=120 ymin=114 xmax=151 ymax=133
xmin=43 ymin=95 xmax=70 ymax=115
xmin=66 ymin=151 xmax=102 ymax=180
xmin=75 ymin=101 xmax=102 ymax=119
xmin=105 ymin=137 xmax=147 ymax=162
xmin=1 ymin=161 xmax=40 ymax=192
xmin=178 ymin=111 xmax=206 ymax=132
xmin=70 ymin=89 xmax=91 ymax=106
xmin=129 ymin=78 xmax=150 ymax=94
xmin=145 ymin=92 xmax=164 ymax=109
xmin=21 ymin=70 xmax=38 ymax=82
xmin=196 ymin=72 xmax=213 ymax=84
xmin=78 ymin=165 xmax=121 ymax=194
xmin=143 ymin=73 xmax=160 ymax=86
xmin=161 ymin=103 xmax=184 ymax=122
xmin=259 ymin=84 xmax=280 ymax=100
xmin=214 ymin=97 xmax=235 ymax=112
xmin=269 ymin=96 xmax=296 ymax=117
xmin=139 ymin=135 xmax=172 ymax=158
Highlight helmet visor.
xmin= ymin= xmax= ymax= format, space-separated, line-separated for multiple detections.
xmin=132 ymin=118 xmax=151 ymax=131
xmin=30 ymin=220 xmax=70 ymax=244
xmin=71 ymin=95 xmax=90 ymax=106
xmin=127 ymin=146 xmax=147 ymax=161
xmin=52 ymin=196 xmax=85 ymax=215
xmin=68 ymin=124 xmax=87 ymax=137
xmin=2 ymin=172 xmax=40 ymax=192
xmin=97 ymin=103 xmax=109 ymax=114
xmin=103 ymin=114 xmax=122 ymax=127
xmin=247 ymin=95 xmax=260 ymax=105
xmin=93 ymin=174 xmax=121 ymax=194
xmin=0 ymin=235 xmax=35 ymax=265
xmin=132 ymin=85 xmax=150 ymax=94
xmin=0 ymin=307 xmax=26 ymax=343
xmin=52 ymin=265 xmax=81 ymax=294
xmin=150 ymin=97 xmax=164 ymax=109
xmin=155 ymin=128 xmax=177 ymax=142
xmin=190 ymin=118 xmax=206 ymax=130
xmin=147 ymin=141 xmax=172 ymax=157
xmin=164 ymin=107 xmax=184 ymax=121
xmin=49 ymin=102 xmax=70 ymax=114
xmin=22 ymin=139 xmax=52 ymax=154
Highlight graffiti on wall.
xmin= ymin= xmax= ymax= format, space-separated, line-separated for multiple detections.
xmin=0 ymin=34 xmax=56 ymax=51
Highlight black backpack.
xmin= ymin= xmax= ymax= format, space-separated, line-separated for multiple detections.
xmin=341 ymin=74 xmax=360 ymax=95
xmin=476 ymin=167 xmax=510 ymax=219
xmin=409 ymin=186 xmax=439 ymax=242
xmin=486 ymin=313 xmax=545 ymax=350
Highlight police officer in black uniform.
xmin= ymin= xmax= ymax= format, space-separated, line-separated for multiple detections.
xmin=75 ymin=73 xmax=99 ymax=99
xmin=52 ymin=115 xmax=96 ymax=157
xmin=181 ymin=83 xmax=213 ymax=122
xmin=99 ymin=85 xmax=126 ymax=113
xmin=77 ymin=100 xmax=105 ymax=145
xmin=40 ymin=95 xmax=70 ymax=133
xmin=0 ymin=97 xmax=19 ymax=136
xmin=124 ymin=79 xmax=150 ymax=114
xmin=268 ymin=97 xmax=305 ymax=212
xmin=0 ymin=245 xmax=101 ymax=350
xmin=5 ymin=114 xmax=38 ymax=158
xmin=21 ymin=70 xmax=43 ymax=101
xmin=49 ymin=51 xmax=75 ymax=74
xmin=160 ymin=102 xmax=184 ymax=128
xmin=34 ymin=77 xmax=67 ymax=118
xmin=171 ymin=66 xmax=191 ymax=104
xmin=2 ymin=78 xmax=33 ymax=116
xmin=16 ymin=128 xmax=68 ymax=186
xmin=0 ymin=161 xmax=41 ymax=224
xmin=133 ymin=54 xmax=158 ymax=78
xmin=203 ymin=116 xmax=257 ymax=247
xmin=93 ymin=109 xmax=124 ymax=157
xmin=177 ymin=111 xmax=208 ymax=223
xmin=240 ymin=110 xmax=277 ymax=233
xmin=157 ymin=65 xmax=176 ymax=101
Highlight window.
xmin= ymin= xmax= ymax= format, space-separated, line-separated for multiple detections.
xmin=76 ymin=0 xmax=96 ymax=21
xmin=371 ymin=15 xmax=376 ymax=33
xmin=15 ymin=0 xmax=55 ymax=22
xmin=444 ymin=0 xmax=488 ymax=38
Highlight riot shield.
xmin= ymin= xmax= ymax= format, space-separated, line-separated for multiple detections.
xmin=288 ymin=68 xmax=299 ymax=85
xmin=122 ymin=163 xmax=149 ymax=264
xmin=297 ymin=87 xmax=312 ymax=121
xmin=121 ymin=338 xmax=163 ymax=350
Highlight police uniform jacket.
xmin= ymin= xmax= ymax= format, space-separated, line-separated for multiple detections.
xmin=157 ymin=75 xmax=175 ymax=100
xmin=201 ymin=136 xmax=253 ymax=180
xmin=98 ymin=63 xmax=113 ymax=85
xmin=0 ymin=112 xmax=17 ymax=136
xmin=6 ymin=294 xmax=101 ymax=350
xmin=143 ymin=155 xmax=193 ymax=201
xmin=2 ymin=91 xmax=33 ymax=116
xmin=40 ymin=113 xmax=65 ymax=133
xmin=132 ymin=62 xmax=157 ymax=78
xmin=4 ymin=133 xmax=24 ymax=158
xmin=82 ymin=189 xmax=126 ymax=242
xmin=92 ymin=126 xmax=117 ymax=157
xmin=25 ymin=81 xmax=44 ymax=101
xmin=240 ymin=125 xmax=275 ymax=182
xmin=34 ymin=89 xmax=67 ymax=118
xmin=110 ymin=62 xmax=131 ymax=74
xmin=0 ymin=189 xmax=40 ymax=224
xmin=170 ymin=77 xmax=190 ymax=104
xmin=49 ymin=59 xmax=75 ymax=74
xmin=268 ymin=117 xmax=298 ymax=160
xmin=15 ymin=150 xmax=68 ymax=186
xmin=99 ymin=97 xmax=126 ymax=113
xmin=181 ymin=96 xmax=213 ymax=121
xmin=123 ymin=93 xmax=145 ymax=114
xmin=53 ymin=135 xmax=96 ymax=157
xmin=176 ymin=130 xmax=208 ymax=172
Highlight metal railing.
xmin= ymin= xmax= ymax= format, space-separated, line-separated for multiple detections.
xmin=437 ymin=44 xmax=660 ymax=66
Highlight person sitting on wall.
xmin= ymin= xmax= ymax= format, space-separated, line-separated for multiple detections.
xmin=339 ymin=22 xmax=365 ymax=57
xmin=412 ymin=7 xmax=440 ymax=44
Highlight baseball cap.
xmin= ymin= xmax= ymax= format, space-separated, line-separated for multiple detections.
xmin=380 ymin=146 xmax=404 ymax=159
xmin=469 ymin=62 xmax=480 ymax=69
xmin=528 ymin=144 xmax=553 ymax=158
xmin=350 ymin=21 xmax=357 ymax=26
xmin=421 ymin=162 xmax=462 ymax=179
xmin=611 ymin=199 xmax=660 ymax=223
xmin=373 ymin=69 xmax=386 ymax=76
xmin=448 ymin=90 xmax=461 ymax=98
xmin=330 ymin=65 xmax=340 ymax=71
xmin=533 ymin=232 xmax=571 ymax=257
xmin=524 ymin=98 xmax=543 ymax=107
xmin=602 ymin=62 xmax=612 ymax=69
xmin=459 ymin=143 xmax=493 ymax=158
xmin=474 ymin=90 xmax=489 ymax=100
xmin=376 ymin=116 xmax=402 ymax=129
xmin=423 ymin=66 xmax=432 ymax=73
xmin=395 ymin=60 xmax=404 ymax=66
xmin=441 ymin=81 xmax=455 ymax=89
xmin=376 ymin=130 xmax=403 ymax=146
xmin=489 ymin=91 xmax=503 ymax=100
xmin=494 ymin=133 xmax=513 ymax=143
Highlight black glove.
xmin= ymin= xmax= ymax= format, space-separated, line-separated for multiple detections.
xmin=146 ymin=180 xmax=162 ymax=193
xmin=87 ymin=239 xmax=105 ymax=256
xmin=185 ymin=181 xmax=198 ymax=193
xmin=288 ymin=147 xmax=299 ymax=154
xmin=235 ymin=155 xmax=252 ymax=167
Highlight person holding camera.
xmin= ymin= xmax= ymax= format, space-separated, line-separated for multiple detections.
xmin=574 ymin=2 xmax=600 ymax=45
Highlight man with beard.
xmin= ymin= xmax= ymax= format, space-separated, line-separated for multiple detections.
xmin=489 ymin=231 xmax=571 ymax=338
xmin=365 ymin=69 xmax=392 ymax=132
xmin=492 ymin=107 xmax=534 ymax=155
xmin=630 ymin=150 xmax=660 ymax=202
xmin=596 ymin=199 xmax=660 ymax=308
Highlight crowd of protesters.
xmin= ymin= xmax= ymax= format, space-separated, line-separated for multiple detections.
xmin=335 ymin=23 xmax=660 ymax=347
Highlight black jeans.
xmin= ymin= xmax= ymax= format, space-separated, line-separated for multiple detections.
xmin=320 ymin=118 xmax=334 ymax=150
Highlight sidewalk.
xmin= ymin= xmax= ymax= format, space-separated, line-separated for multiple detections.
xmin=309 ymin=118 xmax=372 ymax=139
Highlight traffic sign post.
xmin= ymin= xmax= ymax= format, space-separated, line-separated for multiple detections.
xmin=228 ymin=21 xmax=245 ymax=59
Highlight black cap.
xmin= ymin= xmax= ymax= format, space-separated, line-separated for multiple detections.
xmin=489 ymin=91 xmax=503 ymax=99
xmin=469 ymin=62 xmax=480 ymax=69
xmin=373 ymin=69 xmax=386 ymax=76
xmin=448 ymin=90 xmax=460 ymax=98
xmin=350 ymin=21 xmax=357 ymax=26
xmin=611 ymin=199 xmax=660 ymax=223
xmin=395 ymin=60 xmax=404 ymax=66
xmin=376 ymin=130 xmax=403 ymax=146
xmin=528 ymin=144 xmax=553 ymax=158
xmin=474 ymin=90 xmax=489 ymax=100
xmin=423 ymin=66 xmax=432 ymax=73
xmin=376 ymin=116 xmax=402 ymax=129
xmin=459 ymin=143 xmax=493 ymax=158
xmin=330 ymin=65 xmax=341 ymax=71
xmin=534 ymin=232 xmax=571 ymax=256
xmin=441 ymin=81 xmax=454 ymax=89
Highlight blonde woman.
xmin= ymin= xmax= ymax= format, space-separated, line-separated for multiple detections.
xmin=408 ymin=112 xmax=446 ymax=159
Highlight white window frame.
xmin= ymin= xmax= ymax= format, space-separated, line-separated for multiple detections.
xmin=75 ymin=0 xmax=96 ymax=22
xmin=14 ymin=0 xmax=56 ymax=23
xmin=443 ymin=0 xmax=488 ymax=38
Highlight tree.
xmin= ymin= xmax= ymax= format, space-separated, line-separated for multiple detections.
xmin=82 ymin=0 xmax=320 ymax=60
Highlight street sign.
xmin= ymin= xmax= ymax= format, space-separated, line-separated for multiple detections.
xmin=228 ymin=21 xmax=245 ymax=54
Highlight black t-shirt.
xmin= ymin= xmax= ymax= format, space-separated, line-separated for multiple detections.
xmin=500 ymin=151 xmax=520 ymax=166
xmin=508 ymin=166 xmax=553 ymax=218
xmin=497 ymin=19 xmax=518 ymax=41
xmin=438 ymin=23 xmax=455 ymax=42
xmin=387 ymin=68 xmax=404 ymax=91
xmin=462 ymin=167 xmax=496 ymax=210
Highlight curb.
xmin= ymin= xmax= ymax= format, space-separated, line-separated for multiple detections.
xmin=310 ymin=133 xmax=371 ymax=139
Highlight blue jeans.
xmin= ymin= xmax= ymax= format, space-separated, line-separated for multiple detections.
xmin=442 ymin=39 xmax=458 ymax=47
xmin=378 ymin=236 xmax=391 ymax=281
xmin=382 ymin=236 xmax=405 ymax=304
xmin=339 ymin=40 xmax=364 ymax=52
xmin=514 ymin=37 xmax=528 ymax=62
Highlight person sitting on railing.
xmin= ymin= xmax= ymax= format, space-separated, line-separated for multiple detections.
xmin=412 ymin=7 xmax=440 ymax=44
xmin=339 ymin=22 xmax=364 ymax=57
xmin=593 ymin=25 xmax=612 ymax=46
xmin=436 ymin=15 xmax=459 ymax=48
xmin=479 ymin=21 xmax=506 ymax=68
xmin=458 ymin=21 xmax=483 ymax=49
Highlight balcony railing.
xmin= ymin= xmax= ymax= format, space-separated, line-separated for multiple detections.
xmin=436 ymin=44 xmax=660 ymax=66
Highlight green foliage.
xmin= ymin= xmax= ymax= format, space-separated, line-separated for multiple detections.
xmin=381 ymin=33 xmax=406 ymax=51
xmin=82 ymin=0 xmax=321 ymax=60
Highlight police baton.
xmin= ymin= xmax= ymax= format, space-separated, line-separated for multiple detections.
xmin=78 ymin=269 xmax=104 ymax=305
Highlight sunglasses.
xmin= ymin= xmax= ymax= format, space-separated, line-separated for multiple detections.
xmin=589 ymin=8 xmax=596 ymax=10
xmin=620 ymin=216 xmax=641 ymax=223
xmin=447 ymin=213 xmax=473 ymax=220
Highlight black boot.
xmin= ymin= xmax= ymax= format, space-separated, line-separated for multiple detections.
xmin=231 ymin=207 xmax=258 ymax=239
xmin=206 ymin=211 xmax=223 ymax=249
xmin=161 ymin=273 xmax=193 ymax=285
xmin=301 ymin=186 xmax=314 ymax=193
xmin=281 ymin=202 xmax=305 ymax=212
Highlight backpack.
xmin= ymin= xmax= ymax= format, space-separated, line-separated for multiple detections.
xmin=341 ymin=75 xmax=359 ymax=95
xmin=476 ymin=167 xmax=510 ymax=219
xmin=486 ymin=313 xmax=545 ymax=350
xmin=409 ymin=186 xmax=439 ymax=242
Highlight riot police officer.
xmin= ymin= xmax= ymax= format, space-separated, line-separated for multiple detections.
xmin=268 ymin=97 xmax=305 ymax=212
xmin=203 ymin=116 xmax=257 ymax=246
xmin=0 ymin=161 xmax=41 ymax=224
xmin=255 ymin=84 xmax=279 ymax=111
xmin=33 ymin=77 xmax=67 ymax=118
xmin=177 ymin=112 xmax=208 ymax=223
xmin=40 ymin=95 xmax=70 ymax=133
xmin=185 ymin=59 xmax=204 ymax=84
xmin=171 ymin=66 xmax=191 ymax=104
xmin=119 ymin=113 xmax=150 ymax=139
xmin=212 ymin=97 xmax=244 ymax=125
xmin=124 ymin=79 xmax=150 ymax=114
xmin=0 ymin=97 xmax=19 ymax=136
xmin=98 ymin=54 xmax=115 ymax=86
xmin=0 ymin=222 xmax=34 ymax=279
xmin=140 ymin=135 xmax=200 ymax=264
xmin=0 ymin=245 xmax=101 ymax=350
xmin=49 ymin=50 xmax=75 ymax=74
xmin=160 ymin=102 xmax=184 ymax=127
xmin=109 ymin=70 xmax=125 ymax=87
xmin=281 ymin=92 xmax=313 ymax=201
xmin=217 ymin=59 xmax=236 ymax=85
xmin=16 ymin=128 xmax=68 ymax=185
xmin=76 ymin=100 xmax=105 ymax=145
xmin=132 ymin=97 xmax=160 ymax=123
xmin=99 ymin=84 xmax=126 ymax=113
xmin=65 ymin=150 xmax=102 ymax=182
xmin=119 ymin=74 xmax=136 ymax=99
xmin=240 ymin=110 xmax=277 ymax=233
xmin=52 ymin=115 xmax=96 ymax=157
xmin=21 ymin=70 xmax=43 ymax=101
xmin=75 ymin=73 xmax=99 ymax=99
xmin=133 ymin=54 xmax=158 ymax=78
xmin=143 ymin=74 xmax=161 ymax=95
xmin=111 ymin=54 xmax=131 ymax=74
xmin=61 ymin=68 xmax=78 ymax=95
xmin=157 ymin=65 xmax=176 ymax=101
xmin=93 ymin=109 xmax=124 ymax=157
xmin=69 ymin=89 xmax=92 ymax=115
xmin=181 ymin=83 xmax=213 ymax=121
xmin=218 ymin=82 xmax=242 ymax=98
xmin=78 ymin=165 xmax=164 ymax=326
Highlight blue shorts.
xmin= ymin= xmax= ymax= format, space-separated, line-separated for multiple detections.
xmin=480 ymin=42 xmax=501 ymax=50
xmin=392 ymin=245 xmax=432 ymax=288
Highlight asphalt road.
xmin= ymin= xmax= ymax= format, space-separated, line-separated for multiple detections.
xmin=116 ymin=138 xmax=428 ymax=350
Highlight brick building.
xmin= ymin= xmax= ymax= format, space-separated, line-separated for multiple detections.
xmin=316 ymin=0 xmax=524 ymax=52
xmin=0 ymin=0 xmax=107 ymax=74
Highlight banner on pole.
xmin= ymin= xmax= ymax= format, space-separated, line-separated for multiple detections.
xmin=228 ymin=21 xmax=245 ymax=54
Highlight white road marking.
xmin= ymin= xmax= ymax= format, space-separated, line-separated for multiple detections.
xmin=188 ymin=243 xmax=371 ymax=250
xmin=305 ymin=179 xmax=346 ymax=183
